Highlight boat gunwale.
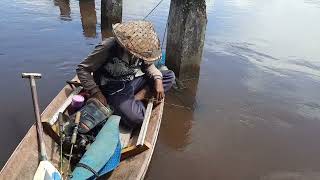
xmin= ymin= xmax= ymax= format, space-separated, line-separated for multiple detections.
xmin=0 ymin=78 xmax=76 ymax=175
xmin=0 ymin=76 xmax=164 ymax=180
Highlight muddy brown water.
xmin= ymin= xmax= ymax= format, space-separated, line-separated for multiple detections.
xmin=1 ymin=0 xmax=320 ymax=179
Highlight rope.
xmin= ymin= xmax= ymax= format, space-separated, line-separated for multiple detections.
xmin=143 ymin=0 xmax=166 ymax=20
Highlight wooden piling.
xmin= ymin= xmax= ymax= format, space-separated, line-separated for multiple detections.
xmin=101 ymin=0 xmax=122 ymax=39
xmin=165 ymin=0 xmax=207 ymax=80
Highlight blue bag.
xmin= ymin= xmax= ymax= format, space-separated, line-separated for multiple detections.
xmin=71 ymin=115 xmax=121 ymax=180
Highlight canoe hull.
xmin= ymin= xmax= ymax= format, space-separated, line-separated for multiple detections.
xmin=0 ymin=77 xmax=164 ymax=180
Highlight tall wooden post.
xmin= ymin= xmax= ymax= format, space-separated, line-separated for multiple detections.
xmin=165 ymin=0 xmax=207 ymax=80
xmin=101 ymin=0 xmax=122 ymax=39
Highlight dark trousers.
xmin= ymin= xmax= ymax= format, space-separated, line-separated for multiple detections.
xmin=102 ymin=70 xmax=175 ymax=128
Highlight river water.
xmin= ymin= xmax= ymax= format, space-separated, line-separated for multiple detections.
xmin=1 ymin=0 xmax=320 ymax=179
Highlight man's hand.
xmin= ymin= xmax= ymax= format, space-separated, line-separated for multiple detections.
xmin=92 ymin=91 xmax=108 ymax=106
xmin=154 ymin=79 xmax=164 ymax=102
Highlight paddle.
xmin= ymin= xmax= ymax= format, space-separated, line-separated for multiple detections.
xmin=22 ymin=73 xmax=62 ymax=180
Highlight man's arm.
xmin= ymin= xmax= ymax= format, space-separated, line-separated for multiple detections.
xmin=143 ymin=63 xmax=164 ymax=101
xmin=76 ymin=37 xmax=116 ymax=96
xmin=144 ymin=63 xmax=163 ymax=80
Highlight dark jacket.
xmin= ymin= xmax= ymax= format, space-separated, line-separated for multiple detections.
xmin=76 ymin=37 xmax=162 ymax=95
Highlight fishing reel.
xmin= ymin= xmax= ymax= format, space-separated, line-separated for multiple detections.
xmin=61 ymin=120 xmax=95 ymax=163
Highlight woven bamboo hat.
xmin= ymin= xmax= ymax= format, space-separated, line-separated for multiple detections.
xmin=112 ymin=21 xmax=161 ymax=62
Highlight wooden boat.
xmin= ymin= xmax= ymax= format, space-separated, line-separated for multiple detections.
xmin=0 ymin=76 xmax=164 ymax=180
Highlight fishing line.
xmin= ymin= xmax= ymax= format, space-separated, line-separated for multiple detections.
xmin=164 ymin=101 xmax=192 ymax=111
xmin=143 ymin=0 xmax=166 ymax=20
xmin=143 ymin=98 xmax=192 ymax=111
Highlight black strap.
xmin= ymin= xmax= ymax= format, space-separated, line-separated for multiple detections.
xmin=76 ymin=163 xmax=99 ymax=178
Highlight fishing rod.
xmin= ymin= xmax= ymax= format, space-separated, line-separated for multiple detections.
xmin=66 ymin=111 xmax=81 ymax=176
xmin=58 ymin=113 xmax=65 ymax=175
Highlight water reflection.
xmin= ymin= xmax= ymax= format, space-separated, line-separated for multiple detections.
xmin=2 ymin=0 xmax=320 ymax=179
xmin=101 ymin=28 xmax=114 ymax=40
xmin=53 ymin=0 xmax=71 ymax=21
xmin=261 ymin=171 xmax=320 ymax=180
xmin=305 ymin=0 xmax=320 ymax=7
xmin=161 ymin=74 xmax=200 ymax=150
xmin=205 ymin=0 xmax=320 ymax=82
xmin=79 ymin=0 xmax=97 ymax=38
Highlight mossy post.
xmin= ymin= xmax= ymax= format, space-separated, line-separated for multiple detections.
xmin=165 ymin=0 xmax=207 ymax=80
xmin=101 ymin=0 xmax=122 ymax=38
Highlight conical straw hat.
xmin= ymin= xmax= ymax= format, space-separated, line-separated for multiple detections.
xmin=112 ymin=21 xmax=161 ymax=62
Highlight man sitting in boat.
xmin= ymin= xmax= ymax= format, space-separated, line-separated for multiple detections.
xmin=76 ymin=21 xmax=175 ymax=128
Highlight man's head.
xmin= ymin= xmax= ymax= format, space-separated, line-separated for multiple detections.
xmin=112 ymin=21 xmax=162 ymax=63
